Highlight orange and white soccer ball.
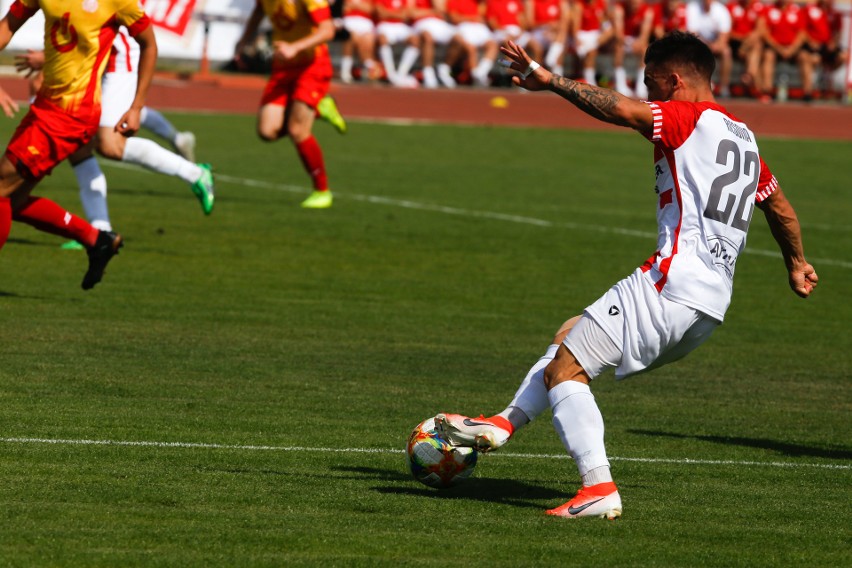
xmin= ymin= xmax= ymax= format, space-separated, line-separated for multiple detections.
xmin=406 ymin=417 xmax=478 ymax=489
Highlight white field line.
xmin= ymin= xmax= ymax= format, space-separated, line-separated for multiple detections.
xmin=102 ymin=163 xmax=852 ymax=269
xmin=1 ymin=437 xmax=849 ymax=471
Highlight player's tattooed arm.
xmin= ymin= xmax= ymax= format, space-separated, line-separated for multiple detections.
xmin=547 ymin=75 xmax=621 ymax=123
xmin=546 ymin=74 xmax=654 ymax=135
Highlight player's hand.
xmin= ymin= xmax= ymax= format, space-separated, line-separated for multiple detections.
xmin=14 ymin=49 xmax=45 ymax=76
xmin=0 ymin=87 xmax=19 ymax=118
xmin=500 ymin=40 xmax=553 ymax=91
xmin=115 ymin=108 xmax=141 ymax=137
xmin=272 ymin=41 xmax=299 ymax=62
xmin=789 ymin=262 xmax=818 ymax=298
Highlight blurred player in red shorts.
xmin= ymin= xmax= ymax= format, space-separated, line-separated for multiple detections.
xmin=0 ymin=0 xmax=155 ymax=290
xmin=235 ymin=0 xmax=336 ymax=209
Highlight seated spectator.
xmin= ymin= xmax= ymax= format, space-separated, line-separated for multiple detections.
xmin=409 ymin=0 xmax=460 ymax=88
xmin=375 ymin=0 xmax=420 ymax=87
xmin=612 ymin=0 xmax=655 ymax=97
xmin=687 ymin=0 xmax=734 ymax=97
xmin=803 ymin=0 xmax=846 ymax=94
xmin=727 ymin=0 xmax=766 ymax=96
xmin=571 ymin=0 xmax=613 ymax=86
xmin=487 ymin=0 xmax=530 ymax=47
xmin=654 ymin=0 xmax=688 ymax=39
xmin=525 ymin=0 xmax=571 ymax=76
xmin=756 ymin=0 xmax=813 ymax=101
xmin=340 ymin=0 xmax=380 ymax=83
xmin=447 ymin=0 xmax=498 ymax=86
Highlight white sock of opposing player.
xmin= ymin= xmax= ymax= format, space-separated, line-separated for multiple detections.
xmin=72 ymin=157 xmax=111 ymax=231
xmin=583 ymin=67 xmax=597 ymax=85
xmin=549 ymin=380 xmax=612 ymax=486
xmin=140 ymin=107 xmax=178 ymax=145
xmin=499 ymin=343 xmax=559 ymax=431
xmin=122 ymin=138 xmax=202 ymax=184
xmin=379 ymin=45 xmax=397 ymax=81
xmin=397 ymin=46 xmax=420 ymax=78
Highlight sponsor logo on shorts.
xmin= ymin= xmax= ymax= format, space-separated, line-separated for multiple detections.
xmin=27 ymin=146 xmax=40 ymax=156
xmin=609 ymin=305 xmax=620 ymax=316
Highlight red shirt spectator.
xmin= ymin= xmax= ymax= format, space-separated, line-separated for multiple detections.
xmin=487 ymin=0 xmax=525 ymax=27
xmin=655 ymin=0 xmax=688 ymax=36
xmin=577 ymin=0 xmax=607 ymax=31
xmin=762 ymin=1 xmax=806 ymax=47
xmin=727 ymin=0 xmax=766 ymax=38
xmin=532 ymin=0 xmax=562 ymax=25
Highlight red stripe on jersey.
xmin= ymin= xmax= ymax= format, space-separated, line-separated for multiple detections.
xmin=654 ymin=147 xmax=683 ymax=292
xmin=127 ymin=14 xmax=151 ymax=37
xmin=755 ymin=156 xmax=778 ymax=203
xmin=106 ymin=46 xmax=117 ymax=73
xmin=648 ymin=102 xmax=663 ymax=141
xmin=118 ymin=31 xmax=132 ymax=72
xmin=310 ymin=6 xmax=332 ymax=25
xmin=83 ymin=18 xmax=121 ymax=115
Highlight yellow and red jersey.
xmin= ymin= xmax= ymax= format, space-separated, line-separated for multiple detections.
xmin=9 ymin=0 xmax=149 ymax=119
xmin=257 ymin=0 xmax=332 ymax=68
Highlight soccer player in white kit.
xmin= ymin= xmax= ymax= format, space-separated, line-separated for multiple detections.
xmin=15 ymin=29 xmax=215 ymax=233
xmin=436 ymin=31 xmax=818 ymax=520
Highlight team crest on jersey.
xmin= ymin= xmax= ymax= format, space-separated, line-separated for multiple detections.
xmin=82 ymin=0 xmax=98 ymax=13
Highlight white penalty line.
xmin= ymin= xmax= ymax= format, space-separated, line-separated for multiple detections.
xmin=1 ymin=437 xmax=848 ymax=471
xmin=101 ymin=163 xmax=852 ymax=270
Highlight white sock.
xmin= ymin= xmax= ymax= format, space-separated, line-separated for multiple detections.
xmin=635 ymin=67 xmax=648 ymax=99
xmin=422 ymin=66 xmax=438 ymax=88
xmin=548 ymin=380 xmax=610 ymax=481
xmin=545 ymin=42 xmax=564 ymax=68
xmin=505 ymin=343 xmax=559 ymax=424
xmin=614 ymin=67 xmax=629 ymax=90
xmin=474 ymin=57 xmax=494 ymax=78
xmin=140 ymin=107 xmax=177 ymax=144
xmin=340 ymin=55 xmax=353 ymax=80
xmin=379 ymin=45 xmax=397 ymax=79
xmin=72 ymin=157 xmax=111 ymax=231
xmin=122 ymin=137 xmax=201 ymax=184
xmin=397 ymin=46 xmax=420 ymax=77
xmin=583 ymin=67 xmax=597 ymax=85
xmin=437 ymin=63 xmax=456 ymax=87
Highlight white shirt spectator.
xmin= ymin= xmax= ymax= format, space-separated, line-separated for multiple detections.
xmin=686 ymin=0 xmax=732 ymax=42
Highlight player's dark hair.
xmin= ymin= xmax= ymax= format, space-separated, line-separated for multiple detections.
xmin=644 ymin=31 xmax=716 ymax=83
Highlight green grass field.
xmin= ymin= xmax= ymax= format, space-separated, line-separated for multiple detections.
xmin=0 ymin=112 xmax=849 ymax=566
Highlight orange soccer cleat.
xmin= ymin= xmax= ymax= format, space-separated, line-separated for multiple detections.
xmin=546 ymin=482 xmax=622 ymax=520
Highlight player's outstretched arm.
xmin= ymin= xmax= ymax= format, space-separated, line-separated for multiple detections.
xmin=117 ymin=25 xmax=157 ymax=136
xmin=500 ymin=41 xmax=654 ymax=136
xmin=757 ymin=187 xmax=818 ymax=298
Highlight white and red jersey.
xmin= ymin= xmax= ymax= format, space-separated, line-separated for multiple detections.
xmin=106 ymin=27 xmax=140 ymax=74
xmin=727 ymin=0 xmax=765 ymax=37
xmin=640 ymin=100 xmax=778 ymax=321
xmin=762 ymin=2 xmax=806 ymax=46
xmin=486 ymin=0 xmax=524 ymax=28
xmin=577 ymin=0 xmax=607 ymax=31
xmin=447 ymin=0 xmax=483 ymax=20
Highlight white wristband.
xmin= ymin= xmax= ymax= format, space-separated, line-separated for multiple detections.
xmin=522 ymin=61 xmax=541 ymax=79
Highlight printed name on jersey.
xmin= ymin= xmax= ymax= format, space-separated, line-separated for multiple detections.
xmin=707 ymin=234 xmax=739 ymax=278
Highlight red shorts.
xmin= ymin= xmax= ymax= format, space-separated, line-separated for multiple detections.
xmin=5 ymin=98 xmax=98 ymax=180
xmin=260 ymin=56 xmax=332 ymax=110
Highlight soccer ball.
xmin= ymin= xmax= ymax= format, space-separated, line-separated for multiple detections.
xmin=406 ymin=417 xmax=477 ymax=489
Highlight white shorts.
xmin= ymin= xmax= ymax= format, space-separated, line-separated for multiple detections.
xmin=456 ymin=22 xmax=493 ymax=48
xmin=377 ymin=22 xmax=413 ymax=44
xmin=413 ymin=17 xmax=456 ymax=45
xmin=575 ymin=30 xmax=601 ymax=58
xmin=493 ymin=26 xmax=529 ymax=47
xmin=343 ymin=15 xmax=375 ymax=36
xmin=564 ymin=268 xmax=719 ymax=379
xmin=100 ymin=71 xmax=137 ymax=128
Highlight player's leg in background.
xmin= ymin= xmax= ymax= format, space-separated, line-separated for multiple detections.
xmin=140 ymin=106 xmax=196 ymax=163
xmin=100 ymin=71 xmax=213 ymax=214
xmin=65 ymin=142 xmax=111 ymax=251
xmin=285 ymin=101 xmax=332 ymax=209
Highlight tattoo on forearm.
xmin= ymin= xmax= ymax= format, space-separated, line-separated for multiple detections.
xmin=548 ymin=75 xmax=621 ymax=122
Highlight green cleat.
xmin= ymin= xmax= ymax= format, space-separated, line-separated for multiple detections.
xmin=191 ymin=163 xmax=215 ymax=215
xmin=317 ymin=96 xmax=347 ymax=135
xmin=60 ymin=240 xmax=85 ymax=251
xmin=301 ymin=190 xmax=333 ymax=209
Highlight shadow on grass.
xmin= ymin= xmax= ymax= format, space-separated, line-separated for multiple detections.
xmin=629 ymin=430 xmax=852 ymax=460
xmin=335 ymin=465 xmax=564 ymax=509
